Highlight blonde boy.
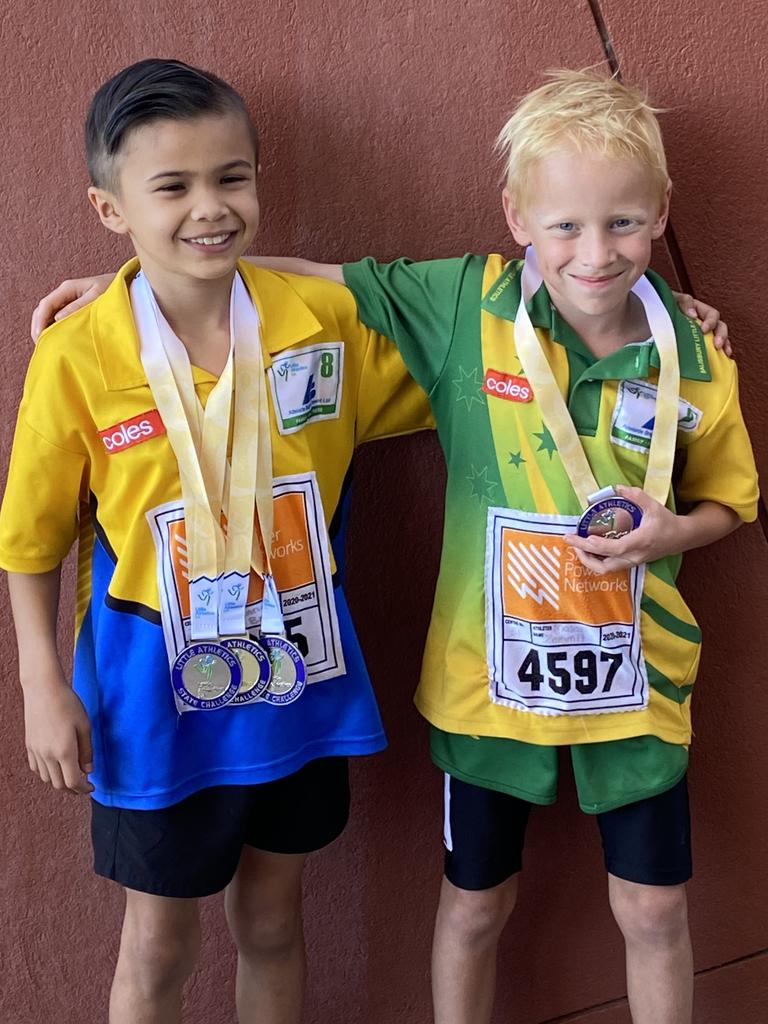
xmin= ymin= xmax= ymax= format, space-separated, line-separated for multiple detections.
xmin=299 ymin=70 xmax=756 ymax=1024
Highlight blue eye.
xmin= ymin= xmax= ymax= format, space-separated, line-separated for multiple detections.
xmin=612 ymin=218 xmax=634 ymax=228
xmin=557 ymin=222 xmax=575 ymax=232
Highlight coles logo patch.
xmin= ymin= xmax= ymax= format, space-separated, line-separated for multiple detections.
xmin=482 ymin=369 xmax=533 ymax=403
xmin=99 ymin=410 xmax=165 ymax=453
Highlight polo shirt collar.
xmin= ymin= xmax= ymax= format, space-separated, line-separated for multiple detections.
xmin=480 ymin=258 xmax=711 ymax=381
xmin=92 ymin=258 xmax=323 ymax=392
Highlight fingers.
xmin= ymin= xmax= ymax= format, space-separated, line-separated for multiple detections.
xmin=693 ymin=301 xmax=720 ymax=334
xmin=76 ymin=722 xmax=94 ymax=776
xmin=53 ymin=287 xmax=100 ymax=322
xmin=570 ymin=545 xmax=632 ymax=575
xmin=61 ymin=752 xmax=94 ymax=795
xmin=30 ymin=280 xmax=99 ymax=342
xmin=613 ymin=483 xmax=647 ymax=504
xmin=28 ymin=740 xmax=93 ymax=795
xmin=31 ymin=280 xmax=82 ymax=342
xmin=713 ymin=320 xmax=733 ymax=357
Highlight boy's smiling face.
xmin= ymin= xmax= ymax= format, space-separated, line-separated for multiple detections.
xmin=89 ymin=112 xmax=259 ymax=289
xmin=503 ymin=148 xmax=671 ymax=335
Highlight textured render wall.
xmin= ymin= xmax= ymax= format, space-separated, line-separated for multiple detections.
xmin=0 ymin=2 xmax=765 ymax=1022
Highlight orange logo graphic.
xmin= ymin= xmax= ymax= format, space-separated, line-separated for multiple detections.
xmin=501 ymin=528 xmax=632 ymax=626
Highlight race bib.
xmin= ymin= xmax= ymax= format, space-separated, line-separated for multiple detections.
xmin=485 ymin=507 xmax=647 ymax=716
xmin=148 ymin=472 xmax=345 ymax=685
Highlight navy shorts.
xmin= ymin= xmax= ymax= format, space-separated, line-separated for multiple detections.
xmin=443 ymin=772 xmax=692 ymax=890
xmin=92 ymin=756 xmax=350 ymax=898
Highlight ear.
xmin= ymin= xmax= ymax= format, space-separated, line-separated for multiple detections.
xmin=651 ymin=179 xmax=673 ymax=239
xmin=502 ymin=188 xmax=533 ymax=247
xmin=88 ymin=187 xmax=131 ymax=236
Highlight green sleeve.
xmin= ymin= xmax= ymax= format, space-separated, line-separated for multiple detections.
xmin=342 ymin=255 xmax=476 ymax=394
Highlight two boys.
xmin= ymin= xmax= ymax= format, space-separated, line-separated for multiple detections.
xmin=17 ymin=63 xmax=757 ymax=1024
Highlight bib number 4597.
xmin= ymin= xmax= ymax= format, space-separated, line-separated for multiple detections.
xmin=518 ymin=649 xmax=623 ymax=696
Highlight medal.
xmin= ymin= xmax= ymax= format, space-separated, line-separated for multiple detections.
xmin=172 ymin=642 xmax=241 ymax=710
xmin=224 ymin=636 xmax=272 ymax=705
xmin=577 ymin=489 xmax=643 ymax=539
xmin=514 ymin=247 xmax=681 ymax=527
xmin=260 ymin=635 xmax=307 ymax=706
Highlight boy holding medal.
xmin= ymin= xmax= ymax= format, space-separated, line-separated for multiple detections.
xmin=246 ymin=70 xmax=757 ymax=1023
xmin=0 ymin=59 xmax=431 ymax=1024
xmin=29 ymin=71 xmax=750 ymax=1023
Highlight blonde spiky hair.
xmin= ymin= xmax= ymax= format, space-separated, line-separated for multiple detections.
xmin=496 ymin=68 xmax=669 ymax=208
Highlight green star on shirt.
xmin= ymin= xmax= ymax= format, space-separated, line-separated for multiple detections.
xmin=533 ymin=423 xmax=558 ymax=460
xmin=467 ymin=465 xmax=499 ymax=504
xmin=452 ymin=366 xmax=485 ymax=410
xmin=508 ymin=450 xmax=526 ymax=468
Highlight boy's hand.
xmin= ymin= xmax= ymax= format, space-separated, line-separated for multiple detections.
xmin=671 ymin=291 xmax=731 ymax=356
xmin=567 ymin=486 xmax=686 ymax=575
xmin=31 ymin=274 xmax=115 ymax=342
xmin=23 ymin=673 xmax=94 ymax=795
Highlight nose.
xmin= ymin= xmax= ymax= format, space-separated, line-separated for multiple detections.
xmin=577 ymin=228 xmax=614 ymax=271
xmin=189 ymin=187 xmax=228 ymax=223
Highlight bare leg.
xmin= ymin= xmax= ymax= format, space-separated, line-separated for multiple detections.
xmin=431 ymin=874 xmax=519 ymax=1024
xmin=609 ymin=875 xmax=693 ymax=1024
xmin=224 ymin=847 xmax=307 ymax=1024
xmin=109 ymin=889 xmax=201 ymax=1024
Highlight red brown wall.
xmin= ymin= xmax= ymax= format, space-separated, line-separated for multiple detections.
xmin=1 ymin=2 xmax=765 ymax=1021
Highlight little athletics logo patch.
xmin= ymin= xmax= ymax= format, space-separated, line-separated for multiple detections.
xmin=268 ymin=343 xmax=344 ymax=435
xmin=611 ymin=379 xmax=702 ymax=453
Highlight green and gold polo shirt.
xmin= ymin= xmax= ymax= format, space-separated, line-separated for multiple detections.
xmin=344 ymin=254 xmax=758 ymax=753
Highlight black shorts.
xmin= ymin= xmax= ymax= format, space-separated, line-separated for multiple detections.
xmin=92 ymin=756 xmax=350 ymax=898
xmin=443 ymin=772 xmax=692 ymax=890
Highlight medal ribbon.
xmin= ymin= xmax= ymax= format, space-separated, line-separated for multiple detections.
xmin=515 ymin=246 xmax=681 ymax=507
xmin=132 ymin=271 xmax=278 ymax=640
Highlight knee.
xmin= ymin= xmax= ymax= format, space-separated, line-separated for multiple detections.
xmin=439 ymin=878 xmax=518 ymax=948
xmin=120 ymin=917 xmax=201 ymax=996
xmin=228 ymin=896 xmax=302 ymax=960
xmin=610 ymin=881 xmax=688 ymax=947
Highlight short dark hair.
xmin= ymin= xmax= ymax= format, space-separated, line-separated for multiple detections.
xmin=85 ymin=58 xmax=259 ymax=190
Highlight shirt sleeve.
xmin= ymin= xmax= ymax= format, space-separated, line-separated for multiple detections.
xmin=354 ymin=327 xmax=435 ymax=445
xmin=675 ymin=353 xmax=758 ymax=522
xmin=0 ymin=344 xmax=89 ymax=572
xmin=343 ymin=256 xmax=472 ymax=394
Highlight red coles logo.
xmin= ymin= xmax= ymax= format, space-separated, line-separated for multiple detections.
xmin=482 ymin=369 xmax=533 ymax=402
xmin=99 ymin=410 xmax=166 ymax=453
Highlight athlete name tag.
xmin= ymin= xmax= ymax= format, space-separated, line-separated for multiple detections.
xmin=485 ymin=507 xmax=648 ymax=716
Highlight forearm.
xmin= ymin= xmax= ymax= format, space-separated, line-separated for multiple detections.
xmin=246 ymin=256 xmax=344 ymax=284
xmin=674 ymin=501 xmax=742 ymax=554
xmin=7 ymin=568 xmax=64 ymax=688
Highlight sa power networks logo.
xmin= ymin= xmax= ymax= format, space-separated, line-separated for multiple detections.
xmin=502 ymin=528 xmax=632 ymax=625
xmin=482 ymin=368 xmax=533 ymax=403
xmin=99 ymin=410 xmax=166 ymax=453
xmin=268 ymin=343 xmax=344 ymax=435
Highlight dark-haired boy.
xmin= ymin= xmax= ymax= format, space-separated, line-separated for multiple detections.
xmin=0 ymin=59 xmax=429 ymax=1024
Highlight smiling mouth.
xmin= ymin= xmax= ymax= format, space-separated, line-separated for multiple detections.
xmin=182 ymin=231 xmax=237 ymax=247
xmin=571 ymin=271 xmax=623 ymax=284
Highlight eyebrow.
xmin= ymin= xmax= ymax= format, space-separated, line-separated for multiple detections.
xmin=147 ymin=159 xmax=254 ymax=182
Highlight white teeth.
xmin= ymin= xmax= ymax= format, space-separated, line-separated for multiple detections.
xmin=189 ymin=233 xmax=230 ymax=245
